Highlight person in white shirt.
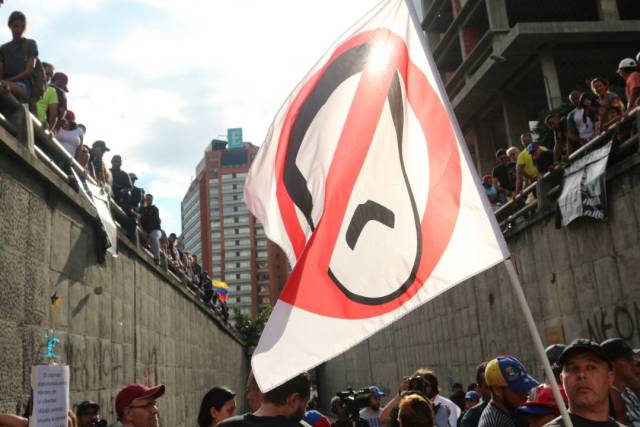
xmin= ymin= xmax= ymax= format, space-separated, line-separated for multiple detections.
xmin=422 ymin=371 xmax=461 ymax=427
xmin=55 ymin=110 xmax=84 ymax=158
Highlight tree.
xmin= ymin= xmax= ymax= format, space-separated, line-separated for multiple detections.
xmin=232 ymin=305 xmax=272 ymax=348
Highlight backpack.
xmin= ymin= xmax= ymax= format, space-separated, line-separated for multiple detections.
xmin=20 ymin=39 xmax=46 ymax=101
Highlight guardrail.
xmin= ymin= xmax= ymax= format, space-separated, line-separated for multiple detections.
xmin=0 ymin=91 xmax=232 ymax=325
xmin=495 ymin=107 xmax=640 ymax=233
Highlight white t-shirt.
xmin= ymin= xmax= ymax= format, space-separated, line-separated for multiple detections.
xmin=432 ymin=394 xmax=461 ymax=427
xmin=359 ymin=408 xmax=382 ymax=427
xmin=56 ymin=127 xmax=84 ymax=157
xmin=572 ymin=108 xmax=595 ymax=141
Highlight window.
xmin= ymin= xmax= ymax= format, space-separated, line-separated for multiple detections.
xmin=236 ymin=274 xmax=240 ymax=279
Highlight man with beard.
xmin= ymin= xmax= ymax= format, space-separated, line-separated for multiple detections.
xmin=219 ymin=372 xmax=311 ymax=427
xmin=601 ymin=338 xmax=640 ymax=426
xmin=359 ymin=387 xmax=384 ymax=427
xmin=544 ymin=339 xmax=622 ymax=426
xmin=478 ymin=356 xmax=538 ymax=427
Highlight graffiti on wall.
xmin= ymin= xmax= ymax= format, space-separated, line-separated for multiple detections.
xmin=585 ymin=302 xmax=640 ymax=343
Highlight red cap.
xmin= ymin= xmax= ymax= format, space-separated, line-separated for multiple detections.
xmin=517 ymin=384 xmax=568 ymax=416
xmin=65 ymin=110 xmax=75 ymax=122
xmin=115 ymin=384 xmax=165 ymax=419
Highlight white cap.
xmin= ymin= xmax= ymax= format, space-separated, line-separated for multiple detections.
xmin=618 ymin=58 xmax=637 ymax=70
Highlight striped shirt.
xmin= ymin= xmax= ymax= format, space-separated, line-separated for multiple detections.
xmin=359 ymin=408 xmax=381 ymax=427
xmin=614 ymin=386 xmax=640 ymax=427
xmin=477 ymin=402 xmax=516 ymax=427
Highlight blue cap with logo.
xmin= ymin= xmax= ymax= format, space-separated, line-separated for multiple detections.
xmin=485 ymin=355 xmax=539 ymax=393
xmin=369 ymin=386 xmax=385 ymax=398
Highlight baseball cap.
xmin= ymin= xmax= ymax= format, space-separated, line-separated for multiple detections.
xmin=369 ymin=386 xmax=385 ymax=398
xmin=545 ymin=344 xmax=566 ymax=366
xmin=52 ymin=72 xmax=69 ymax=92
xmin=485 ymin=355 xmax=538 ymax=393
xmin=92 ymin=140 xmax=110 ymax=152
xmin=516 ymin=384 xmax=568 ymax=416
xmin=601 ymin=338 xmax=635 ymax=360
xmin=303 ymin=410 xmax=331 ymax=427
xmin=618 ymin=58 xmax=637 ymax=71
xmin=558 ymin=338 xmax=611 ymax=368
xmin=465 ymin=391 xmax=479 ymax=401
xmin=64 ymin=110 xmax=75 ymax=122
xmin=115 ymin=383 xmax=165 ymax=419
xmin=75 ymin=400 xmax=100 ymax=416
xmin=129 ymin=172 xmax=138 ymax=181
xmin=527 ymin=143 xmax=539 ymax=153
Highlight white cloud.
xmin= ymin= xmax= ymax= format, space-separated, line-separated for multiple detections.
xmin=68 ymin=73 xmax=187 ymax=154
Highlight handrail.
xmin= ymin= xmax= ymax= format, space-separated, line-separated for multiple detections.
xmin=0 ymin=91 xmax=233 ymax=326
xmin=496 ymin=106 xmax=640 ymax=230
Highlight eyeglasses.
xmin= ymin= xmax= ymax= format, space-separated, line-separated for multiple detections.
xmin=128 ymin=401 xmax=158 ymax=410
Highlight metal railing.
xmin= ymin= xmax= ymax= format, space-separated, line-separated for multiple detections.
xmin=495 ymin=107 xmax=640 ymax=233
xmin=0 ymin=91 xmax=235 ymax=327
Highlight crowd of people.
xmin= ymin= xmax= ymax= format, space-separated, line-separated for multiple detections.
xmin=483 ymin=55 xmax=640 ymax=211
xmin=0 ymin=10 xmax=230 ymax=321
xmin=1 ymin=337 xmax=639 ymax=427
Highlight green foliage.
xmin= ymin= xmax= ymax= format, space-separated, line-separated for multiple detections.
xmin=232 ymin=305 xmax=273 ymax=348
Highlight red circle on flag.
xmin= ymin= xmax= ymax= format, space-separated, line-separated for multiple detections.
xmin=273 ymin=29 xmax=462 ymax=319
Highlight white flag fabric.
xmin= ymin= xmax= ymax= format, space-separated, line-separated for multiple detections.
xmin=244 ymin=0 xmax=509 ymax=392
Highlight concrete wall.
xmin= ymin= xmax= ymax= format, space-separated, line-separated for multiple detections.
xmin=318 ymin=156 xmax=640 ymax=406
xmin=0 ymin=130 xmax=247 ymax=426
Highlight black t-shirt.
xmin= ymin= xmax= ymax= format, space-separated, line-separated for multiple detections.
xmin=219 ymin=413 xmax=302 ymax=427
xmin=139 ymin=205 xmax=161 ymax=233
xmin=544 ymin=413 xmax=625 ymax=427
xmin=492 ymin=163 xmax=516 ymax=192
xmin=0 ymin=38 xmax=38 ymax=78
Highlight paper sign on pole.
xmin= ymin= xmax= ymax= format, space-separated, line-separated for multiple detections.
xmin=30 ymin=364 xmax=70 ymax=427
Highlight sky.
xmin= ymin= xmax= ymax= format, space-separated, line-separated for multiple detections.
xmin=7 ymin=0 xmax=420 ymax=233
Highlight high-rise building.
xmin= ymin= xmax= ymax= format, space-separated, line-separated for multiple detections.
xmin=420 ymin=0 xmax=640 ymax=174
xmin=181 ymin=139 xmax=289 ymax=318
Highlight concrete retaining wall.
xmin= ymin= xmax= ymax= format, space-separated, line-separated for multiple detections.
xmin=0 ymin=130 xmax=247 ymax=427
xmin=318 ymin=155 xmax=640 ymax=407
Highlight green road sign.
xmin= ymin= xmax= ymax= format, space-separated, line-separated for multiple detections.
xmin=227 ymin=128 xmax=243 ymax=149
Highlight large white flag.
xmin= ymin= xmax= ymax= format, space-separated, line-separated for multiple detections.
xmin=244 ymin=0 xmax=509 ymax=391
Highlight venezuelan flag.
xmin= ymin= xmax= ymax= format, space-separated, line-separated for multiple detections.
xmin=213 ymin=280 xmax=230 ymax=301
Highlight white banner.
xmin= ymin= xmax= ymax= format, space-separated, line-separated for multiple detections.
xmin=558 ymin=141 xmax=612 ymax=227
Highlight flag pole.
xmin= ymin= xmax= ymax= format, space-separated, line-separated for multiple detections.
xmin=402 ymin=1 xmax=573 ymax=425
xmin=504 ymin=259 xmax=573 ymax=427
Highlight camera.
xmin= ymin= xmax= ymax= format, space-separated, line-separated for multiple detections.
xmin=335 ymin=387 xmax=373 ymax=420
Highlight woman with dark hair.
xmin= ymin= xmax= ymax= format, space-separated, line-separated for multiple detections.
xmin=198 ymin=387 xmax=236 ymax=427
xmin=56 ymin=110 xmax=84 ymax=158
xmin=590 ymin=77 xmax=623 ymax=111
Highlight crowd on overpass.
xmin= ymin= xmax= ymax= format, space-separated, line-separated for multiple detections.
xmin=1 ymin=336 xmax=640 ymax=427
xmin=483 ymin=54 xmax=640 ymax=211
xmin=0 ymin=10 xmax=230 ymax=321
